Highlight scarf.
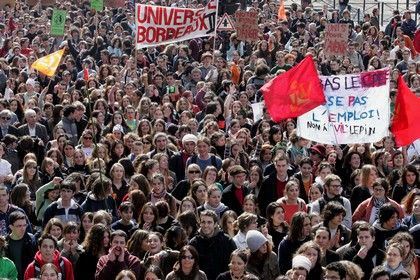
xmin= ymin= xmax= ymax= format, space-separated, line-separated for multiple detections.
xmin=203 ymin=202 xmax=228 ymax=217
xmin=373 ymin=196 xmax=386 ymax=209
xmin=150 ymin=189 xmax=167 ymax=204
xmin=373 ymin=196 xmax=386 ymax=220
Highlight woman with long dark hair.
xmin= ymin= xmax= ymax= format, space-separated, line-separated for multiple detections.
xmin=278 ymin=212 xmax=312 ymax=275
xmin=266 ymin=202 xmax=288 ymax=253
xmin=75 ymin=223 xmax=110 ymax=280
xmin=166 ymin=245 xmax=207 ymax=280
xmin=392 ymin=165 xmax=420 ymax=204
xmin=216 ymin=249 xmax=258 ymax=280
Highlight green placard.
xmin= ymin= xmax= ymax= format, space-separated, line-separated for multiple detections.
xmin=50 ymin=9 xmax=66 ymax=37
xmin=91 ymin=0 xmax=104 ymax=11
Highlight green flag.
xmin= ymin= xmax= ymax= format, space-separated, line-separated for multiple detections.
xmin=91 ymin=0 xmax=104 ymax=11
xmin=50 ymin=9 xmax=66 ymax=37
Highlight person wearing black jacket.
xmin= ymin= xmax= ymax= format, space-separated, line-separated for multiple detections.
xmin=278 ymin=212 xmax=312 ymax=275
xmin=342 ymin=224 xmax=385 ymax=280
xmin=258 ymin=154 xmax=293 ymax=216
xmin=189 ymin=210 xmax=236 ymax=280
xmin=221 ymin=165 xmax=250 ymax=216
xmin=6 ymin=211 xmax=38 ymax=280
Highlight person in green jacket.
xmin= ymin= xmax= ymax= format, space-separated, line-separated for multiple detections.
xmin=35 ymin=177 xmax=62 ymax=224
xmin=0 ymin=235 xmax=18 ymax=280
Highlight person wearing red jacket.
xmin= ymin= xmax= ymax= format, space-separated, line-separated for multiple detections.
xmin=24 ymin=234 xmax=74 ymax=280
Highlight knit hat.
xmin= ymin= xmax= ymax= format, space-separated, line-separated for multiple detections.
xmin=310 ymin=144 xmax=326 ymax=158
xmin=182 ymin=134 xmax=198 ymax=145
xmin=292 ymin=255 xmax=312 ymax=272
xmin=246 ymin=230 xmax=267 ymax=252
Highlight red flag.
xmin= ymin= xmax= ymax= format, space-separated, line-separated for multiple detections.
xmin=83 ymin=68 xmax=89 ymax=81
xmin=391 ymin=76 xmax=420 ymax=146
xmin=261 ymin=56 xmax=325 ymax=122
xmin=278 ymin=0 xmax=286 ymax=21
xmin=414 ymin=29 xmax=420 ymax=53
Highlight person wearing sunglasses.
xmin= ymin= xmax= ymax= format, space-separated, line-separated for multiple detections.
xmin=0 ymin=109 xmax=18 ymax=140
xmin=166 ymin=245 xmax=207 ymax=280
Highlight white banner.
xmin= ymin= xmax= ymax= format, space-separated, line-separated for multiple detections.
xmin=135 ymin=0 xmax=217 ymax=48
xmin=297 ymin=69 xmax=391 ymax=144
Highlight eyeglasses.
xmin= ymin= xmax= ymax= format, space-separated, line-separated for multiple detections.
xmin=83 ymin=136 xmax=93 ymax=140
xmin=181 ymin=255 xmax=194 ymax=260
xmin=143 ymin=141 xmax=151 ymax=145
xmin=329 ymin=184 xmax=341 ymax=188
xmin=189 ymin=170 xmax=200 ymax=174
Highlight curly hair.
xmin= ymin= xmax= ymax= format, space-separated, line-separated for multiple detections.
xmin=82 ymin=223 xmax=110 ymax=257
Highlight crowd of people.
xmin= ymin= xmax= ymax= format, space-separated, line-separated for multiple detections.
xmin=0 ymin=0 xmax=419 ymax=279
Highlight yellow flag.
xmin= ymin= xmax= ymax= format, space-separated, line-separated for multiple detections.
xmin=31 ymin=48 xmax=65 ymax=77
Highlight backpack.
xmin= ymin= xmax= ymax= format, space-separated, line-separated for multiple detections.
xmin=34 ymin=257 xmax=66 ymax=280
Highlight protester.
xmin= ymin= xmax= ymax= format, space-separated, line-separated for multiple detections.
xmin=0 ymin=1 xmax=419 ymax=280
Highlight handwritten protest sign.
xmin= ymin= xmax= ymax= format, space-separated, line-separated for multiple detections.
xmin=105 ymin=0 xmax=125 ymax=8
xmin=135 ymin=0 xmax=217 ymax=48
xmin=235 ymin=11 xmax=259 ymax=42
xmin=50 ymin=9 xmax=66 ymax=37
xmin=297 ymin=69 xmax=390 ymax=144
xmin=324 ymin=24 xmax=348 ymax=56
xmin=0 ymin=0 xmax=15 ymax=10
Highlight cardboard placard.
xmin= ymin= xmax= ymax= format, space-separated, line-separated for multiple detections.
xmin=91 ymin=0 xmax=104 ymax=11
xmin=105 ymin=0 xmax=124 ymax=8
xmin=324 ymin=23 xmax=348 ymax=57
xmin=235 ymin=11 xmax=258 ymax=42
xmin=50 ymin=9 xmax=66 ymax=36
xmin=0 ymin=0 xmax=15 ymax=10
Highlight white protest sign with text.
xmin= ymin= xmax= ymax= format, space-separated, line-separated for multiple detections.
xmin=297 ymin=69 xmax=390 ymax=144
xmin=135 ymin=0 xmax=217 ymax=48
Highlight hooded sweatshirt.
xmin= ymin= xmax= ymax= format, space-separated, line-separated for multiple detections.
xmin=24 ymin=250 xmax=74 ymax=280
xmin=372 ymin=220 xmax=408 ymax=250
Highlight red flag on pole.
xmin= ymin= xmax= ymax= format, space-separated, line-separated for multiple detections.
xmin=278 ymin=0 xmax=286 ymax=21
xmin=391 ymin=76 xmax=420 ymax=146
xmin=261 ymin=56 xmax=325 ymax=122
